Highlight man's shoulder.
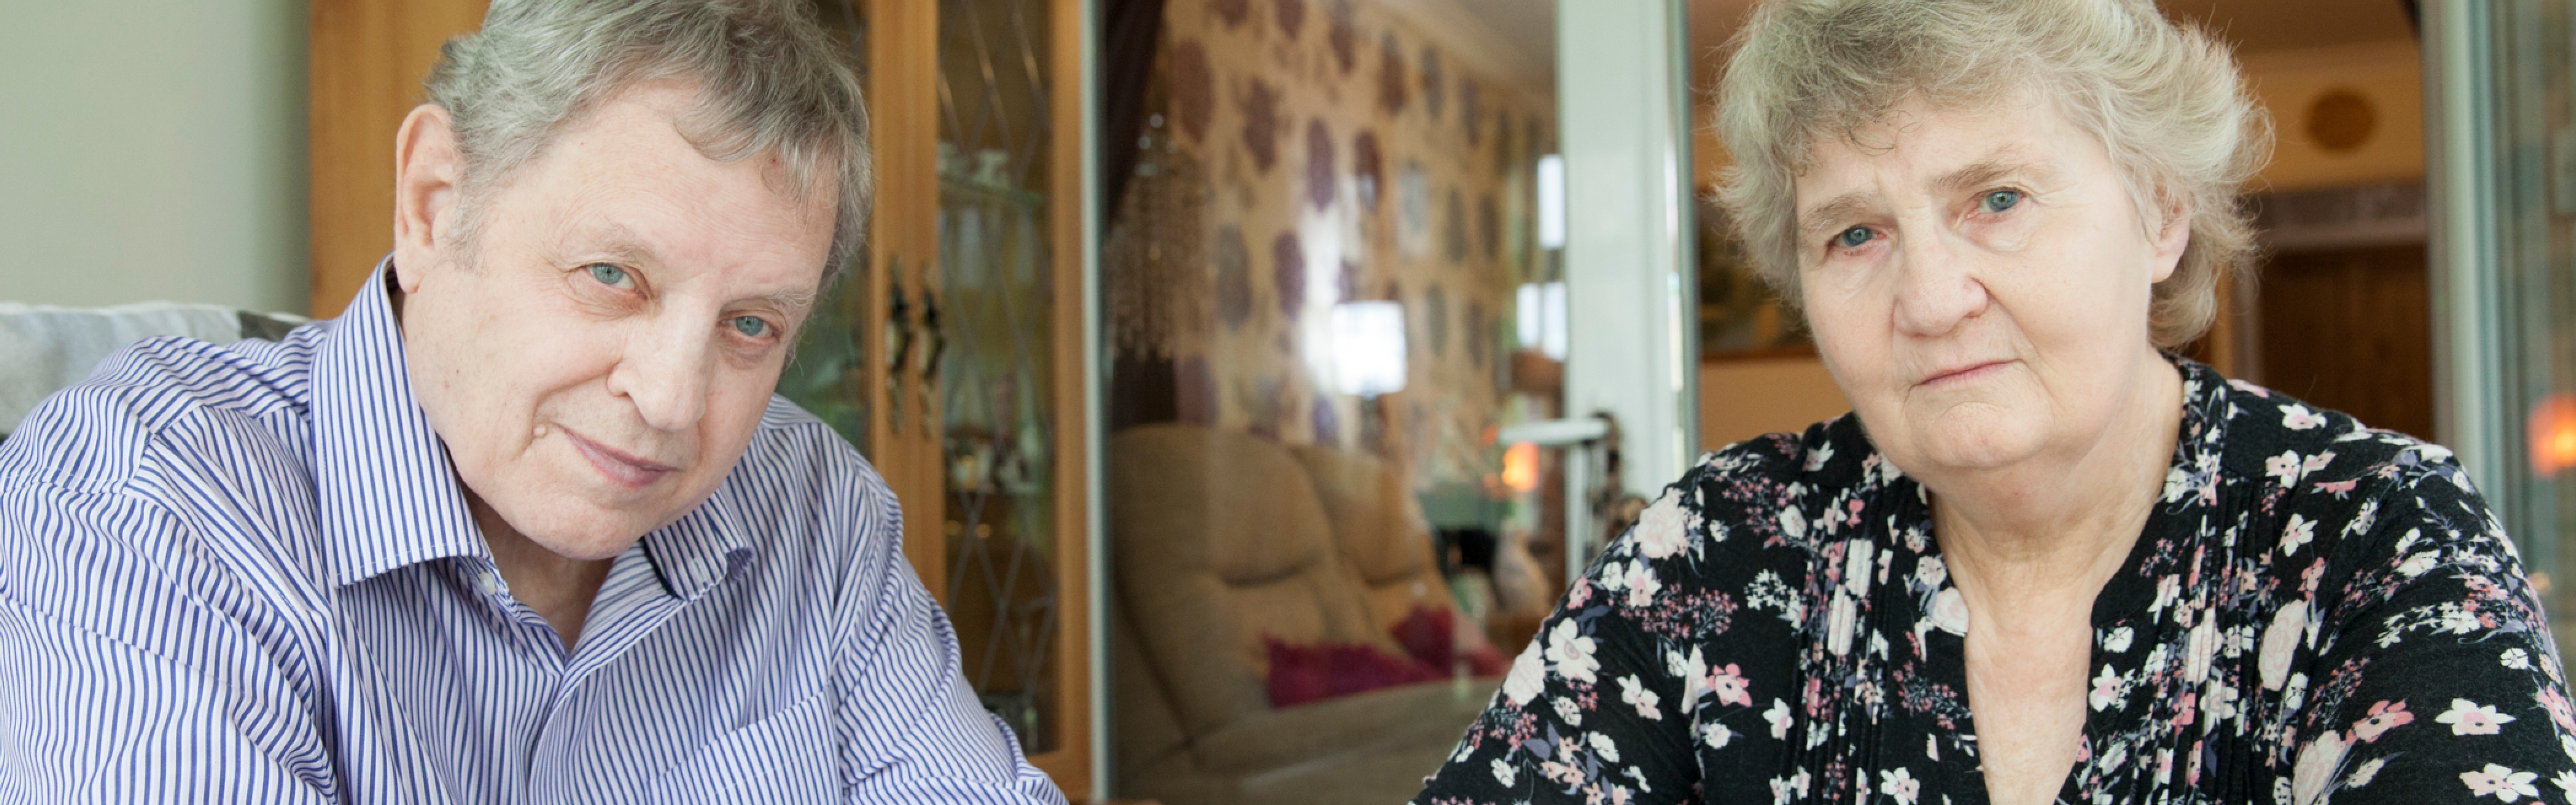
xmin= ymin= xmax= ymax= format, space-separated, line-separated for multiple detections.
xmin=716 ymin=397 xmax=902 ymax=560
xmin=2 ymin=329 xmax=321 ymax=495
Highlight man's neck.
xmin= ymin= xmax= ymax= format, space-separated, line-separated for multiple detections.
xmin=465 ymin=494 xmax=615 ymax=652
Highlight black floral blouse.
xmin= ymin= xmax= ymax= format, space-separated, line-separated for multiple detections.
xmin=1416 ymin=360 xmax=2576 ymax=804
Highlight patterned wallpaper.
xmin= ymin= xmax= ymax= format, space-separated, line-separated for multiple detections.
xmin=1109 ymin=0 xmax=1556 ymax=492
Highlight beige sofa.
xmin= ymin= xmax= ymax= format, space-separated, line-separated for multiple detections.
xmin=1110 ymin=424 xmax=1498 ymax=805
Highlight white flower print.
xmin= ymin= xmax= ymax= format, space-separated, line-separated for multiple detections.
xmin=2347 ymin=757 xmax=2384 ymax=787
xmin=1826 ymin=594 xmax=1859 ymax=657
xmin=1779 ymin=505 xmax=1807 ymax=541
xmin=1804 ymin=440 xmax=1835 ymax=472
xmin=2461 ymin=763 xmax=2540 ymax=801
xmin=2281 ymin=514 xmax=2316 ymax=555
xmin=2103 ymin=626 xmax=2134 ymax=654
xmin=1702 ymin=721 xmax=1734 ymax=749
xmin=1633 ymin=493 xmax=1691 ymax=559
xmin=1590 ymin=731 xmax=1623 ymax=762
xmin=2397 ymin=551 xmax=2439 ymax=577
xmin=2291 ymin=730 xmax=2348 ymax=805
xmin=2184 ymin=618 xmax=2221 ymax=684
xmin=1914 ymin=555 xmax=1947 ymax=589
xmin=2261 ymin=601 xmax=2309 ymax=690
xmin=1763 ymin=698 xmax=1792 ymax=740
xmin=2503 ymin=648 xmax=2533 ymax=670
xmin=2439 ymin=698 xmax=2516 ymax=736
xmin=1620 ymin=560 xmax=1661 ymax=609
xmin=1669 ymin=646 xmax=1710 ymax=708
xmin=1546 ymin=619 xmax=1600 ymax=686
xmin=1929 ymin=588 xmax=1970 ymax=636
xmin=1879 ymin=768 xmax=1921 ymax=804
xmin=2090 ymin=664 xmax=2127 ymax=711
xmin=1554 ymin=696 xmax=1585 ymax=727
xmin=1503 ymin=642 xmax=1546 ymax=705
xmin=1490 ymin=758 xmax=1517 ymax=787
xmin=2303 ymin=450 xmax=2337 ymax=476
xmin=2267 ymin=450 xmax=2306 ymax=487
xmin=2282 ymin=403 xmax=2327 ymax=430
xmin=1617 ymin=674 xmax=1662 ymax=720
xmin=2554 ymin=769 xmax=2576 ymax=796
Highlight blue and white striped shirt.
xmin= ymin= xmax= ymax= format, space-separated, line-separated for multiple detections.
xmin=0 ymin=265 xmax=1067 ymax=805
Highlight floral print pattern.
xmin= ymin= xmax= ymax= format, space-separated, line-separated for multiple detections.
xmin=1415 ymin=360 xmax=2576 ymax=804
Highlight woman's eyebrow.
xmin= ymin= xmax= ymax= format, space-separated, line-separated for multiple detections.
xmin=1932 ymin=151 xmax=2063 ymax=199
xmin=1797 ymin=193 xmax=1876 ymax=237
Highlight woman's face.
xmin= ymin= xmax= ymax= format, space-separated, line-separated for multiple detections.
xmin=1793 ymin=94 xmax=2188 ymax=480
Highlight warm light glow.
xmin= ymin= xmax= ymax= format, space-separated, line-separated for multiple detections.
xmin=1501 ymin=442 xmax=1540 ymax=494
xmin=2530 ymin=394 xmax=2576 ymax=475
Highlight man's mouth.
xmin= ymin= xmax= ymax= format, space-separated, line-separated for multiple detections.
xmin=560 ymin=429 xmax=678 ymax=489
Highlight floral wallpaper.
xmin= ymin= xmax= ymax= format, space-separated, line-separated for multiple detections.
xmin=1110 ymin=0 xmax=1555 ymax=492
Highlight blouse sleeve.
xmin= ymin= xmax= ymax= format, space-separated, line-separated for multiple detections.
xmin=1413 ymin=446 xmax=1807 ymax=805
xmin=2280 ymin=445 xmax=2576 ymax=804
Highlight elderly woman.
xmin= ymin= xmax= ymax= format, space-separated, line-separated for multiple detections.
xmin=1414 ymin=1 xmax=2575 ymax=803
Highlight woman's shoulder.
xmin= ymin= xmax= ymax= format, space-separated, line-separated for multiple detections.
xmin=1637 ymin=414 xmax=1906 ymax=564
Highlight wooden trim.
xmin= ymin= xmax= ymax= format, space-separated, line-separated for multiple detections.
xmin=1026 ymin=0 xmax=1093 ymax=792
xmin=1699 ymin=345 xmax=1820 ymax=364
xmin=308 ymin=0 xmax=489 ymax=317
xmin=867 ymin=0 xmax=946 ymax=599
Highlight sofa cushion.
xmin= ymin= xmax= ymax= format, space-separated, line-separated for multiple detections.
xmin=1289 ymin=445 xmax=1456 ymax=633
xmin=1110 ymin=424 xmax=1391 ymax=735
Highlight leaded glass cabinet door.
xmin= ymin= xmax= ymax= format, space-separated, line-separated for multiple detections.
xmin=934 ymin=0 xmax=1093 ymax=790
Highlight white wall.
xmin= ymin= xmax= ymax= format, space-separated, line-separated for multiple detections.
xmin=0 ymin=0 xmax=309 ymax=315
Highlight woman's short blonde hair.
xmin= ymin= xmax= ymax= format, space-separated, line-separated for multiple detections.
xmin=1712 ymin=0 xmax=2270 ymax=349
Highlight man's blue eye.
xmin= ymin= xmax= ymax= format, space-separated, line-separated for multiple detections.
xmin=587 ymin=263 xmax=631 ymax=288
xmin=732 ymin=316 xmax=769 ymax=338
xmin=1980 ymin=189 xmax=2022 ymax=213
xmin=1835 ymin=226 xmax=1873 ymax=249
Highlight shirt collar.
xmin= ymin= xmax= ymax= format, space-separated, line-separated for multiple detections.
xmin=313 ymin=258 xmax=487 ymax=588
xmin=310 ymin=258 xmax=756 ymax=596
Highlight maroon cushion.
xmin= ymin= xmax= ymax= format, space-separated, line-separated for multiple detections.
xmin=1389 ymin=605 xmax=1510 ymax=677
xmin=1263 ymin=636 xmax=1442 ymax=708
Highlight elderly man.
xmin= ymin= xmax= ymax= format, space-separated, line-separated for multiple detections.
xmin=0 ymin=2 xmax=1064 ymax=803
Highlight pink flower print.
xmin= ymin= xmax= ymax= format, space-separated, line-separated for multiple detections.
xmin=2089 ymin=664 xmax=2127 ymax=711
xmin=2302 ymin=450 xmax=2337 ymax=475
xmin=1710 ymin=664 xmax=1753 ymax=707
xmin=2461 ymin=763 xmax=2540 ymax=801
xmin=2314 ymin=478 xmax=2360 ymax=497
xmin=1568 ymin=577 xmax=1594 ymax=608
xmin=2537 ymin=688 xmax=2576 ymax=734
xmin=2282 ymin=403 xmax=2326 ymax=430
xmin=2353 ymin=700 xmax=2413 ymax=742
xmin=2438 ymin=698 xmax=2517 ymax=736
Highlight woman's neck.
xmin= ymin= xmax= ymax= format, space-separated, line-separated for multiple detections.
xmin=1927 ymin=354 xmax=2185 ymax=608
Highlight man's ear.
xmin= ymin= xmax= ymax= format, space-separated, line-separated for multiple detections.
xmin=392 ymin=104 xmax=464 ymax=294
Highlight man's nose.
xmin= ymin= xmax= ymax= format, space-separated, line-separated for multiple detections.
xmin=608 ymin=314 xmax=713 ymax=431
xmin=1890 ymin=230 xmax=1991 ymax=338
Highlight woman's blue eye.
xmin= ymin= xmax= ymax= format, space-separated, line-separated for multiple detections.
xmin=731 ymin=316 xmax=770 ymax=338
xmin=1834 ymin=226 xmax=1874 ymax=249
xmin=586 ymin=263 xmax=631 ymax=288
xmin=1980 ymin=189 xmax=2023 ymax=213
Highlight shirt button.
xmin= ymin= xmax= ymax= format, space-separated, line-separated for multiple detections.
xmin=477 ymin=571 xmax=503 ymax=597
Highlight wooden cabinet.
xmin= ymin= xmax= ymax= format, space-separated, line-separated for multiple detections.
xmin=308 ymin=0 xmax=1095 ymax=795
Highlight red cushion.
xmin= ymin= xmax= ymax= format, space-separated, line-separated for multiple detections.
xmin=1389 ymin=604 xmax=1510 ymax=677
xmin=1262 ymin=636 xmax=1442 ymax=707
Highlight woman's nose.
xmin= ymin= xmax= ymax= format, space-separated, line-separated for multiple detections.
xmin=1890 ymin=233 xmax=1991 ymax=337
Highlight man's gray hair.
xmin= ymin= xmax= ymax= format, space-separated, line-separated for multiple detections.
xmin=425 ymin=0 xmax=872 ymax=281
xmin=1713 ymin=0 xmax=2270 ymax=349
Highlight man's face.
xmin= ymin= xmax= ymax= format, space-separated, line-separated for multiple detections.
xmin=393 ymin=81 xmax=835 ymax=561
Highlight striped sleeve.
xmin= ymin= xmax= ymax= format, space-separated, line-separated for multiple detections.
xmin=833 ymin=480 xmax=1064 ymax=805
xmin=0 ymin=481 xmax=331 ymax=804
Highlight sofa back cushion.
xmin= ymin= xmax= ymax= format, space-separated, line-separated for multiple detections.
xmin=1289 ymin=445 xmax=1454 ymax=633
xmin=1110 ymin=424 xmax=1389 ymax=734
